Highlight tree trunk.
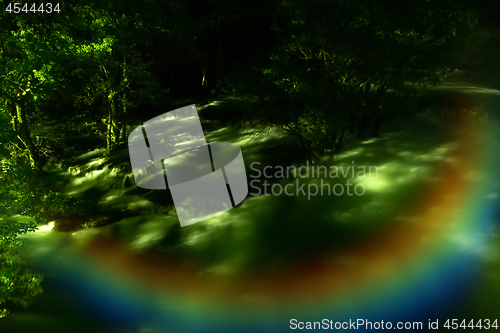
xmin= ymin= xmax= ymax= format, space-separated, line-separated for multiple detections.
xmin=215 ymin=24 xmax=223 ymax=95
xmin=198 ymin=53 xmax=209 ymax=100
xmin=106 ymin=91 xmax=119 ymax=155
xmin=117 ymin=57 xmax=129 ymax=146
xmin=12 ymin=102 xmax=43 ymax=168
xmin=367 ymin=84 xmax=386 ymax=137
xmin=333 ymin=127 xmax=346 ymax=153
xmin=201 ymin=69 xmax=207 ymax=90
xmin=348 ymin=106 xmax=356 ymax=134
xmin=118 ymin=92 xmax=127 ymax=146
xmin=371 ymin=116 xmax=383 ymax=137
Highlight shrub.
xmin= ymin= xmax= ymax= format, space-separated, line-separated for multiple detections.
xmin=0 ymin=217 xmax=43 ymax=318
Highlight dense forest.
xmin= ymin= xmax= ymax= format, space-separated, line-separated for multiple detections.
xmin=1 ymin=0 xmax=500 ymax=332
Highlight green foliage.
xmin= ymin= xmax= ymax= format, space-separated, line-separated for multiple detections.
xmin=0 ymin=0 xmax=172 ymax=163
xmin=234 ymin=0 xmax=485 ymax=154
xmin=0 ymin=159 xmax=92 ymax=224
xmin=0 ymin=111 xmax=17 ymax=159
xmin=61 ymin=1 xmax=170 ymax=154
xmin=0 ymin=3 xmax=82 ymax=167
xmin=0 ymin=217 xmax=43 ymax=318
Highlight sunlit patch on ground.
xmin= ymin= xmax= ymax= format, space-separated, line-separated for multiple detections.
xmin=360 ymin=176 xmax=390 ymax=191
xmin=37 ymin=221 xmax=55 ymax=232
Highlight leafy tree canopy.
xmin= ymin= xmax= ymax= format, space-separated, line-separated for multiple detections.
xmin=238 ymin=0 xmax=487 ymax=153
